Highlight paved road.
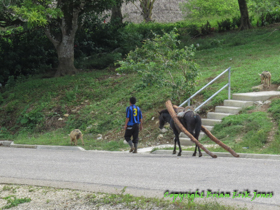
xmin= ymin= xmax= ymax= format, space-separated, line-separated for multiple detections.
xmin=0 ymin=147 xmax=279 ymax=209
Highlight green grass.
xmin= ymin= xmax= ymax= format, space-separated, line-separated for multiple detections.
xmin=199 ymin=110 xmax=273 ymax=154
xmin=87 ymin=187 xmax=246 ymax=210
xmin=1 ymin=196 xmax=31 ymax=209
xmin=0 ymin=24 xmax=280 ymax=152
xmin=13 ymin=129 xmax=129 ymax=151
xmin=0 ymin=184 xmax=246 ymax=210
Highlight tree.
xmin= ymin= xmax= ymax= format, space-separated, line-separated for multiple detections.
xmin=132 ymin=0 xmax=155 ymax=23
xmin=3 ymin=0 xmax=116 ymax=77
xmin=238 ymin=0 xmax=251 ymax=30
xmin=117 ymin=30 xmax=199 ymax=102
xmin=111 ymin=0 xmax=123 ymax=25
xmin=140 ymin=0 xmax=155 ymax=22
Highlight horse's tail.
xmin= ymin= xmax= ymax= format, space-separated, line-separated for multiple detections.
xmin=194 ymin=114 xmax=202 ymax=138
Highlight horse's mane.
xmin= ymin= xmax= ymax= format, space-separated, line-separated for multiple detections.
xmin=159 ymin=108 xmax=177 ymax=115
xmin=159 ymin=109 xmax=169 ymax=114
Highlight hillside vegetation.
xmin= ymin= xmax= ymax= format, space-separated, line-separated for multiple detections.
xmin=0 ymin=24 xmax=280 ymax=153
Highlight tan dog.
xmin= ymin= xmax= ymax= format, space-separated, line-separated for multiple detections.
xmin=69 ymin=129 xmax=84 ymax=146
xmin=259 ymin=71 xmax=271 ymax=88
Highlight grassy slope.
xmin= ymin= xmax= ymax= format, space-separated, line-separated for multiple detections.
xmin=0 ymin=25 xmax=280 ymax=153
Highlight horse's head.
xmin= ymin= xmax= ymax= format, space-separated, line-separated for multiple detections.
xmin=158 ymin=109 xmax=170 ymax=129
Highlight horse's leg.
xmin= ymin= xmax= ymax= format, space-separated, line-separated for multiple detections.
xmin=170 ymin=121 xmax=177 ymax=155
xmin=194 ymin=126 xmax=202 ymax=157
xmin=177 ymin=135 xmax=182 ymax=156
xmin=198 ymin=146 xmax=202 ymax=157
xmin=193 ymin=145 xmax=197 ymax=156
xmin=173 ymin=137 xmax=176 ymax=154
xmin=194 ymin=142 xmax=202 ymax=157
xmin=196 ymin=135 xmax=202 ymax=157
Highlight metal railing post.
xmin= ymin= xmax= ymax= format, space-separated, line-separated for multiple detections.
xmin=179 ymin=67 xmax=231 ymax=111
xmin=228 ymin=67 xmax=231 ymax=100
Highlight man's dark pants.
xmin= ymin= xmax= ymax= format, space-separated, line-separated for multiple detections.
xmin=124 ymin=124 xmax=139 ymax=144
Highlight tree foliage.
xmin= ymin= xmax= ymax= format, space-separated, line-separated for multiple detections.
xmin=248 ymin=0 xmax=280 ymax=16
xmin=117 ymin=30 xmax=199 ymax=102
xmin=180 ymin=0 xmax=280 ymax=21
xmin=9 ymin=0 xmax=63 ymax=28
xmin=2 ymin=0 xmax=117 ymax=76
xmin=180 ymin=0 xmax=239 ymax=20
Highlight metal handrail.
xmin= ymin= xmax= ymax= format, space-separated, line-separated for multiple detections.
xmin=179 ymin=67 xmax=231 ymax=112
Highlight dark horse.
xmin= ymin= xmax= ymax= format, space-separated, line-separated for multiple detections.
xmin=159 ymin=109 xmax=202 ymax=157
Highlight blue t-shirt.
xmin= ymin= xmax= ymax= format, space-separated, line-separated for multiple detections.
xmin=126 ymin=104 xmax=142 ymax=126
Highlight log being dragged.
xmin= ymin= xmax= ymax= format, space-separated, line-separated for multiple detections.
xmin=201 ymin=126 xmax=239 ymax=157
xmin=166 ymin=100 xmax=217 ymax=158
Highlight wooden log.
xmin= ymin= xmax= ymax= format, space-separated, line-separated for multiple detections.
xmin=166 ymin=100 xmax=217 ymax=158
xmin=201 ymin=126 xmax=239 ymax=158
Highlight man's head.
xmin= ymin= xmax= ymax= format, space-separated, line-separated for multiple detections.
xmin=130 ymin=97 xmax=136 ymax=105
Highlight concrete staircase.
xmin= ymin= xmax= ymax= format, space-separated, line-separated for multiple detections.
xmin=180 ymin=91 xmax=280 ymax=146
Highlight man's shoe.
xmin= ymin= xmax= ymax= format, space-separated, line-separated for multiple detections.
xmin=129 ymin=147 xmax=134 ymax=153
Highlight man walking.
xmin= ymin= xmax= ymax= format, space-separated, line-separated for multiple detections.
xmin=124 ymin=97 xmax=143 ymax=153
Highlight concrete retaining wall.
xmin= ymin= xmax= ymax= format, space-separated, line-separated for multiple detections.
xmin=109 ymin=0 xmax=186 ymax=23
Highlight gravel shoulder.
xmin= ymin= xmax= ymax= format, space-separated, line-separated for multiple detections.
xmin=0 ymin=184 xmax=247 ymax=210
xmin=0 ymin=184 xmax=130 ymax=210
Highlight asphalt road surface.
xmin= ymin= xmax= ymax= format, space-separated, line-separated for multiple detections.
xmin=0 ymin=147 xmax=279 ymax=209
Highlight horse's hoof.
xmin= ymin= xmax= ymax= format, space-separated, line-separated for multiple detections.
xmin=199 ymin=154 xmax=202 ymax=157
xmin=173 ymin=151 xmax=176 ymax=154
xmin=177 ymin=153 xmax=181 ymax=156
xmin=192 ymin=153 xmax=196 ymax=157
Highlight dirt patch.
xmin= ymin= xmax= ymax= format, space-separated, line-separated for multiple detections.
xmin=247 ymin=96 xmax=280 ymax=114
xmin=255 ymin=84 xmax=279 ymax=91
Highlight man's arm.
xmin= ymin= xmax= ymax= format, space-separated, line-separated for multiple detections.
xmin=124 ymin=118 xmax=129 ymax=130
xmin=139 ymin=119 xmax=143 ymax=131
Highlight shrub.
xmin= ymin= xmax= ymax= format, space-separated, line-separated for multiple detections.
xmin=231 ymin=16 xmax=241 ymax=29
xmin=217 ymin=19 xmax=232 ymax=32
xmin=200 ymin=21 xmax=213 ymax=35
xmin=0 ymin=93 xmax=3 ymax=104
xmin=0 ymin=29 xmax=57 ymax=84
xmin=117 ymin=29 xmax=199 ymax=102
xmin=17 ymin=106 xmax=45 ymax=129
xmin=257 ymin=10 xmax=280 ymax=26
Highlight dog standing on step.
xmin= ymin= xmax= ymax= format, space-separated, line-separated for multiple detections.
xmin=69 ymin=129 xmax=84 ymax=146
xmin=259 ymin=71 xmax=271 ymax=89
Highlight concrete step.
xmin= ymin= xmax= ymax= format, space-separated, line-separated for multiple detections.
xmin=232 ymin=91 xmax=280 ymax=101
xmin=224 ymin=100 xmax=254 ymax=108
xmin=180 ymin=138 xmax=195 ymax=146
xmin=215 ymin=106 xmax=242 ymax=114
xmin=180 ymin=132 xmax=210 ymax=146
xmin=180 ymin=132 xmax=205 ymax=139
xmin=203 ymin=125 xmax=214 ymax=131
xmin=207 ymin=112 xmax=232 ymax=120
xmin=201 ymin=118 xmax=222 ymax=126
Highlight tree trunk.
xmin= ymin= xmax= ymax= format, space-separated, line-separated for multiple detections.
xmin=55 ymin=36 xmax=78 ymax=77
xmin=111 ymin=1 xmax=123 ymax=25
xmin=140 ymin=0 xmax=154 ymax=22
xmin=44 ymin=2 xmax=83 ymax=77
xmin=238 ymin=0 xmax=251 ymax=30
